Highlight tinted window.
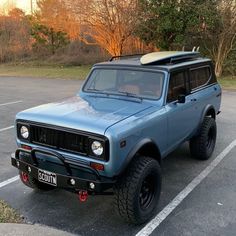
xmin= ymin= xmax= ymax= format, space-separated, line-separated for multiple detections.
xmin=190 ymin=66 xmax=211 ymax=90
xmin=167 ymin=71 xmax=187 ymax=102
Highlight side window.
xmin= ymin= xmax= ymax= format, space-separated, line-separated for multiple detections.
xmin=167 ymin=71 xmax=187 ymax=103
xmin=190 ymin=66 xmax=211 ymax=90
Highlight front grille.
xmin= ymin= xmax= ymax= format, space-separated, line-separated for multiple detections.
xmin=31 ymin=125 xmax=89 ymax=155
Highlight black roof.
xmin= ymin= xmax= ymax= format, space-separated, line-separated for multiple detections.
xmin=94 ymin=54 xmax=211 ymax=72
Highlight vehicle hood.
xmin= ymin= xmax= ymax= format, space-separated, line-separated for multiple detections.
xmin=16 ymin=96 xmax=153 ymax=135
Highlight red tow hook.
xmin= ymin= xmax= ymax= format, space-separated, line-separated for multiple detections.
xmin=21 ymin=172 xmax=29 ymax=183
xmin=78 ymin=190 xmax=88 ymax=202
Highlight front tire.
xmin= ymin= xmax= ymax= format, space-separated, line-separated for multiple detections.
xmin=190 ymin=117 xmax=217 ymax=160
xmin=19 ymin=171 xmax=55 ymax=191
xmin=114 ymin=156 xmax=162 ymax=224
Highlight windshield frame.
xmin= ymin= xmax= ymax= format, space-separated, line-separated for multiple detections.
xmin=82 ymin=66 xmax=166 ymax=101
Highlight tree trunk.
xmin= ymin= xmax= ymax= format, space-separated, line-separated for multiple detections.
xmin=215 ymin=60 xmax=223 ymax=77
xmin=50 ymin=28 xmax=55 ymax=55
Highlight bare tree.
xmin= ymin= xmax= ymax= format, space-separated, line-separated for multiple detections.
xmin=203 ymin=0 xmax=236 ymax=77
xmin=214 ymin=1 xmax=236 ymax=77
xmin=67 ymin=0 xmax=139 ymax=56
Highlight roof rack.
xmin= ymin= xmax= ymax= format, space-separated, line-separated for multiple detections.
xmin=140 ymin=51 xmax=200 ymax=65
xmin=109 ymin=54 xmax=144 ymax=62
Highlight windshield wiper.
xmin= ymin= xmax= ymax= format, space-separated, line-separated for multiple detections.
xmin=116 ymin=91 xmax=143 ymax=101
xmin=86 ymin=88 xmax=143 ymax=102
xmin=86 ymin=88 xmax=110 ymax=96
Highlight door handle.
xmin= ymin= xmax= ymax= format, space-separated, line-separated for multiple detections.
xmin=191 ymin=98 xmax=197 ymax=102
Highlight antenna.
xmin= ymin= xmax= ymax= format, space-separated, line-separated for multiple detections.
xmin=30 ymin=0 xmax=33 ymax=14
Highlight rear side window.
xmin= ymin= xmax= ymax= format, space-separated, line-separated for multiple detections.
xmin=167 ymin=71 xmax=188 ymax=103
xmin=190 ymin=66 xmax=211 ymax=90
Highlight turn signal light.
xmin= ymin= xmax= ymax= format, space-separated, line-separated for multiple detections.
xmin=21 ymin=145 xmax=32 ymax=151
xmin=90 ymin=162 xmax=104 ymax=171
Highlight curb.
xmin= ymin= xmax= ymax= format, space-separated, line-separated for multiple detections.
xmin=0 ymin=223 xmax=76 ymax=236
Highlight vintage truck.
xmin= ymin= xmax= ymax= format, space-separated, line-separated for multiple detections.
xmin=11 ymin=51 xmax=221 ymax=224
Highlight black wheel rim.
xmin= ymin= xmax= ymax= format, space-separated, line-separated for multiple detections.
xmin=139 ymin=174 xmax=156 ymax=210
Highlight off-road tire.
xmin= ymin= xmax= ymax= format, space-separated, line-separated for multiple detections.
xmin=114 ymin=156 xmax=162 ymax=225
xmin=19 ymin=170 xmax=55 ymax=191
xmin=190 ymin=117 xmax=217 ymax=160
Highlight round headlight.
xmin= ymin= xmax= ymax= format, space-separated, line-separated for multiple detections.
xmin=91 ymin=141 xmax=103 ymax=156
xmin=20 ymin=126 xmax=29 ymax=139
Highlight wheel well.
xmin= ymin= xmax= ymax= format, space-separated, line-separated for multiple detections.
xmin=137 ymin=142 xmax=162 ymax=166
xmin=206 ymin=108 xmax=216 ymax=119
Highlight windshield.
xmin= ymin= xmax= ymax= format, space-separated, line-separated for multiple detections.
xmin=83 ymin=68 xmax=165 ymax=100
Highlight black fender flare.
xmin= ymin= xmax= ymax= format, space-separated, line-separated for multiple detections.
xmin=200 ymin=105 xmax=216 ymax=123
xmin=119 ymin=138 xmax=162 ymax=175
xmin=196 ymin=105 xmax=216 ymax=134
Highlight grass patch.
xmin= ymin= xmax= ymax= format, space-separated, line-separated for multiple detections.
xmin=218 ymin=76 xmax=236 ymax=90
xmin=0 ymin=200 xmax=22 ymax=223
xmin=0 ymin=63 xmax=236 ymax=90
xmin=0 ymin=63 xmax=91 ymax=80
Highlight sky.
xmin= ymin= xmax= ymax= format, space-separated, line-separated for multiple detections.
xmin=0 ymin=0 xmax=37 ymax=14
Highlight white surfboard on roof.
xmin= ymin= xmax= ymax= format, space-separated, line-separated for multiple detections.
xmin=140 ymin=51 xmax=200 ymax=65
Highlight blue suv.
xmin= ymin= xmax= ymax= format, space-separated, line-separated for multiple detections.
xmin=12 ymin=51 xmax=221 ymax=224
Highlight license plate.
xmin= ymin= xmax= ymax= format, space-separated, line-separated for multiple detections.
xmin=38 ymin=169 xmax=57 ymax=186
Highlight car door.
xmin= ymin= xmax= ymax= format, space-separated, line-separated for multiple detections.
xmin=165 ymin=69 xmax=198 ymax=151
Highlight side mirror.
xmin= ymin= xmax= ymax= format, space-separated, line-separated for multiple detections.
xmin=177 ymin=94 xmax=186 ymax=103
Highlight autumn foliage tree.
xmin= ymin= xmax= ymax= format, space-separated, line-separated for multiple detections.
xmin=0 ymin=8 xmax=31 ymax=62
xmin=36 ymin=0 xmax=79 ymax=40
xmin=29 ymin=0 xmax=72 ymax=55
xmin=67 ymin=0 xmax=140 ymax=56
xmin=0 ymin=0 xmax=235 ymax=76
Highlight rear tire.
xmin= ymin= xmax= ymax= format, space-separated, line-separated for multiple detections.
xmin=190 ymin=117 xmax=217 ymax=160
xmin=114 ymin=156 xmax=161 ymax=224
xmin=19 ymin=171 xmax=55 ymax=191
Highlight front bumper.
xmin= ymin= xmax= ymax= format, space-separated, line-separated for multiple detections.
xmin=11 ymin=148 xmax=115 ymax=192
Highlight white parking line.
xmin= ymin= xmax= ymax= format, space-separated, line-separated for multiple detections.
xmin=0 ymin=176 xmax=19 ymax=189
xmin=0 ymin=126 xmax=14 ymax=132
xmin=0 ymin=100 xmax=22 ymax=107
xmin=136 ymin=139 xmax=236 ymax=236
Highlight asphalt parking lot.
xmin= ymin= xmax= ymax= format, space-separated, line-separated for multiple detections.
xmin=0 ymin=76 xmax=236 ymax=236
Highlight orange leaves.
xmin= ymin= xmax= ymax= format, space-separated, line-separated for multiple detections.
xmin=66 ymin=0 xmax=142 ymax=56
xmin=37 ymin=0 xmax=79 ymax=40
xmin=0 ymin=9 xmax=31 ymax=62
